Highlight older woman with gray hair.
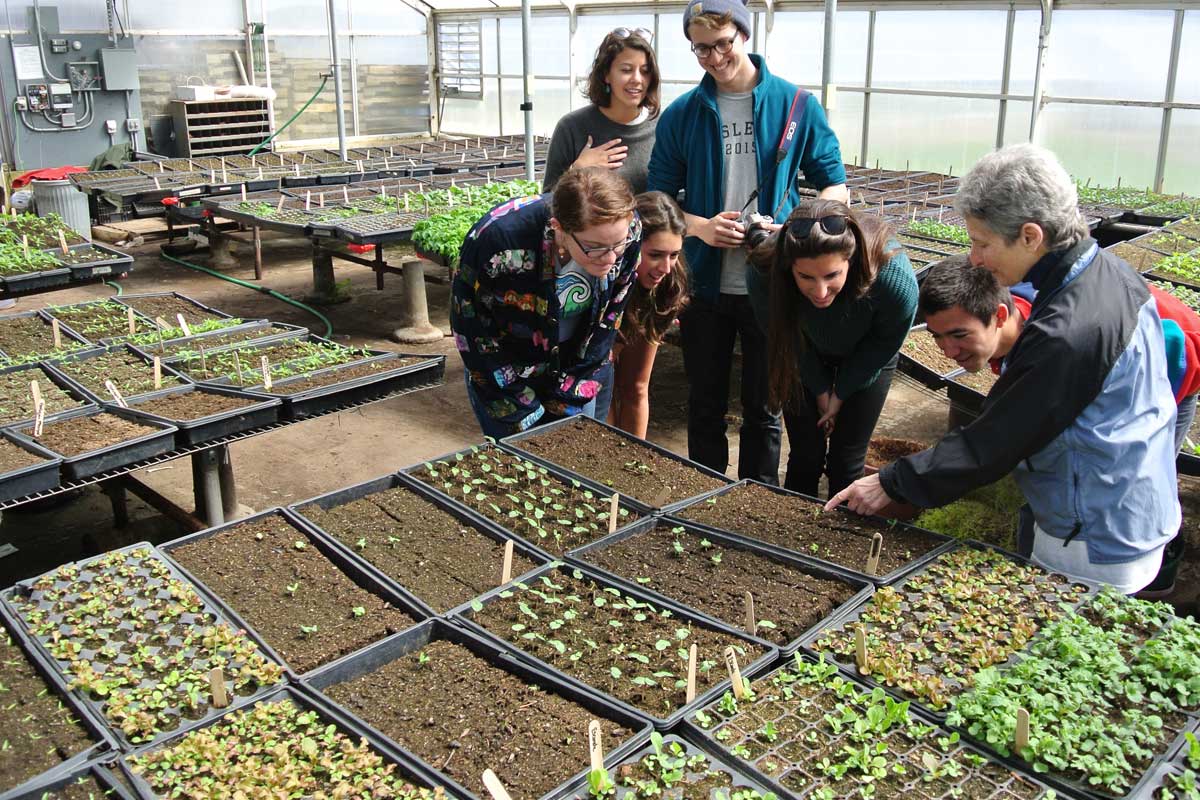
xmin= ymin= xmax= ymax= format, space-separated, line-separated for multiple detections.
xmin=827 ymin=143 xmax=1180 ymax=594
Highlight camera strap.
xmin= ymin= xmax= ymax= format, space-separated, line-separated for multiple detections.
xmin=739 ymin=87 xmax=813 ymax=220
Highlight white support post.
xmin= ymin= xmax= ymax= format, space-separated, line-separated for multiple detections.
xmin=1028 ymin=0 xmax=1052 ymax=142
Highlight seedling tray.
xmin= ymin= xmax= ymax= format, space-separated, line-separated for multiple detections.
xmin=447 ymin=560 xmax=779 ymax=730
xmin=159 ymin=508 xmax=429 ymax=678
xmin=7 ymin=406 xmax=177 ymax=481
xmin=56 ymin=242 xmax=134 ymax=281
xmin=43 ymin=344 xmax=194 ymax=405
xmin=116 ymin=685 xmax=455 ymax=799
xmin=0 ymin=310 xmax=90 ymax=361
xmin=236 ymin=352 xmax=446 ymax=419
xmin=945 ymin=368 xmax=989 ymax=416
xmin=304 ymin=618 xmax=654 ymax=800
xmin=0 ymin=544 xmax=286 ymax=752
xmin=168 ymin=333 xmax=389 ymax=386
xmin=288 ymin=471 xmax=552 ymax=617
xmin=567 ymin=517 xmax=872 ymax=656
xmin=40 ymin=300 xmax=156 ymax=347
xmin=3 ymin=763 xmax=136 ymax=800
xmin=800 ymin=541 xmax=1097 ymax=722
xmin=108 ymin=383 xmax=283 ymax=447
xmin=128 ymin=320 xmax=304 ymax=362
xmin=671 ymin=479 xmax=956 ymax=585
xmin=0 ymin=430 xmax=63 ymax=504
xmin=0 ymin=266 xmax=72 ymax=295
xmin=114 ymin=292 xmax=234 ymax=323
xmin=333 ymin=211 xmax=428 ymax=244
xmin=899 ymin=323 xmax=962 ymax=389
xmin=500 ymin=415 xmax=734 ymax=512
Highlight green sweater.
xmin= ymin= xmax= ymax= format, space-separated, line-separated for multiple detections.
xmin=746 ymin=246 xmax=918 ymax=398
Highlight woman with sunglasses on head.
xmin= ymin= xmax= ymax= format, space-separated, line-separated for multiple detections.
xmin=604 ymin=191 xmax=690 ymax=438
xmin=747 ymin=199 xmax=918 ymax=498
xmin=543 ymin=28 xmax=660 ymax=194
xmin=452 ymin=166 xmax=642 ymax=438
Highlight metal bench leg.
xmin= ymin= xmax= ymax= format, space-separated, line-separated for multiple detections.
xmin=392 ymin=257 xmax=443 ymax=344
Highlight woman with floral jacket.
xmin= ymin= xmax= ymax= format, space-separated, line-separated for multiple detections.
xmin=452 ymin=166 xmax=642 ymax=437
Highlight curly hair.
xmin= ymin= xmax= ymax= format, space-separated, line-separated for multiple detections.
xmin=584 ymin=30 xmax=660 ymax=119
xmin=551 ymin=167 xmax=636 ymax=232
xmin=621 ymin=192 xmax=689 ymax=345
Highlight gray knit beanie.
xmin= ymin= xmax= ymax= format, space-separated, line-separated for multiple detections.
xmin=683 ymin=0 xmax=752 ymax=41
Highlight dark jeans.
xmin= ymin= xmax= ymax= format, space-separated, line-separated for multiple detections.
xmin=679 ymin=293 xmax=781 ymax=484
xmin=783 ymin=360 xmax=896 ymax=498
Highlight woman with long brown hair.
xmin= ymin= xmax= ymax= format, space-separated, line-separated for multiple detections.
xmin=604 ymin=191 xmax=690 ymax=437
xmin=747 ymin=198 xmax=918 ymax=497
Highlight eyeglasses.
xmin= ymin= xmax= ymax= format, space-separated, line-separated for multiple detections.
xmin=787 ymin=215 xmax=849 ymax=239
xmin=571 ymin=231 xmax=635 ymax=259
xmin=690 ymin=36 xmax=737 ymax=59
xmin=612 ymin=27 xmax=653 ymax=42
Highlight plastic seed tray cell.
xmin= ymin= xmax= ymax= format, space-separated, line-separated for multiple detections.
xmin=337 ymin=212 xmax=427 ymax=235
xmin=3 ymin=545 xmax=285 ymax=748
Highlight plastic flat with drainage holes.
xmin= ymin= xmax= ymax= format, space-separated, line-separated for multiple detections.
xmin=6 ymin=405 xmax=178 ymax=481
xmin=104 ymin=383 xmax=283 ymax=448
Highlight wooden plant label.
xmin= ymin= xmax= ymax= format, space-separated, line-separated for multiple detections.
xmin=1015 ymin=708 xmax=1030 ymax=751
xmin=744 ymin=591 xmax=756 ymax=634
xmin=342 ymin=185 xmax=350 ymax=203
xmin=30 ymin=381 xmax=45 ymax=437
xmin=261 ymin=356 xmax=272 ymax=390
xmin=724 ymin=646 xmax=745 ymax=699
xmin=305 ymin=191 xmax=312 ymax=210
xmin=153 ymin=175 xmax=162 ymax=190
xmin=234 ymin=353 xmax=244 ymax=383
xmin=686 ymin=643 xmax=698 ymax=703
xmin=295 ymin=163 xmax=301 ymax=176
xmin=50 ymin=318 xmax=61 ymax=348
xmin=588 ymin=719 xmax=604 ymax=772
xmin=154 ymin=316 xmax=170 ymax=331
xmin=127 ymin=306 xmax=136 ymax=334
xmin=608 ymin=494 xmax=619 ymax=534
xmin=153 ymin=357 xmax=162 ymax=389
xmin=104 ymin=380 xmax=128 ymax=408
xmin=481 ymin=770 xmax=512 ymax=800
xmin=276 ymin=194 xmax=285 ymax=212
xmin=865 ymin=533 xmax=883 ymax=576
xmin=209 ymin=667 xmax=229 ymax=708
xmin=240 ymin=183 xmax=247 ymax=202
xmin=198 ymin=346 xmax=208 ymax=375
xmin=258 ymin=168 xmax=264 ymax=180
xmin=21 ymin=235 xmax=28 ymax=258
xmin=855 ymin=624 xmax=868 ymax=673
xmin=500 ymin=539 xmax=514 ymax=584
xmin=176 ymin=314 xmax=192 ymax=337
xmin=57 ymin=230 xmax=69 ymax=254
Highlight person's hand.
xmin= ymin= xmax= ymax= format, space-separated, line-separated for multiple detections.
xmin=573 ymin=136 xmax=627 ymax=170
xmin=696 ymin=211 xmax=745 ymax=248
xmin=816 ymin=392 xmax=842 ymax=434
xmin=824 ymin=474 xmax=892 ymax=516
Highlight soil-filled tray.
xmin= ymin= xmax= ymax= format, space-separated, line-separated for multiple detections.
xmin=0 ymin=363 xmax=90 ymax=426
xmin=449 ymin=562 xmax=777 ymax=729
xmin=114 ymin=293 xmax=230 ymax=327
xmin=1135 ymin=229 xmax=1200 ymax=256
xmin=948 ymin=367 xmax=998 ymax=398
xmin=291 ymin=473 xmax=548 ymax=616
xmin=7 ymin=407 xmax=176 ymax=481
xmin=1146 ymin=254 xmax=1200 ymax=291
xmin=687 ymin=652 xmax=1060 ymax=799
xmin=42 ymin=301 xmax=155 ymax=345
xmin=0 ymin=215 xmax=84 ymax=250
xmin=111 ymin=384 xmax=282 ymax=447
xmin=569 ymin=518 xmax=870 ymax=654
xmin=1137 ymin=764 xmax=1200 ymax=800
xmin=948 ymin=588 xmax=1200 ymax=798
xmin=502 ymin=416 xmax=732 ymax=510
xmin=52 ymin=244 xmax=133 ymax=281
xmin=46 ymin=346 xmax=189 ymax=404
xmin=0 ymin=266 xmax=72 ymax=295
xmin=675 ymin=480 xmax=953 ymax=584
xmin=306 ymin=618 xmax=652 ymax=800
xmin=161 ymin=509 xmax=423 ymax=675
xmin=805 ymin=544 xmax=1092 ymax=717
xmin=126 ymin=320 xmax=298 ymax=360
xmin=899 ymin=323 xmax=961 ymax=388
xmin=168 ymin=335 xmax=389 ymax=386
xmin=1164 ymin=217 xmax=1200 ymax=241
xmin=405 ymin=443 xmax=648 ymax=557
xmin=1110 ymin=241 xmax=1169 ymax=272
xmin=0 ymin=615 xmax=109 ymax=797
xmin=1 ymin=545 xmax=284 ymax=750
xmin=0 ymin=433 xmax=62 ymax=503
xmin=0 ymin=313 xmax=88 ymax=366
xmin=1151 ymin=279 xmax=1200 ymax=315
xmin=120 ymin=687 xmax=449 ymax=799
xmin=5 ymin=763 xmax=136 ymax=800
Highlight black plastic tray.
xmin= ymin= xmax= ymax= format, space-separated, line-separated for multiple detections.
xmin=127 ymin=320 xmax=302 ymax=362
xmin=567 ymin=517 xmax=873 ymax=657
xmin=446 ymin=560 xmax=779 ymax=730
xmin=170 ymin=333 xmax=393 ymax=387
xmin=158 ymin=508 xmax=429 ymax=677
xmin=6 ymin=406 xmax=177 ymax=481
xmin=0 ymin=310 xmax=90 ymax=361
xmin=304 ymin=618 xmax=654 ymax=800
xmin=0 ymin=266 xmax=72 ymax=295
xmin=39 ymin=299 xmax=156 ymax=348
xmin=56 ymin=242 xmax=134 ymax=281
xmin=288 ymin=471 xmax=553 ymax=617
xmin=0 ymin=361 xmax=94 ymax=427
xmin=670 ymin=478 xmax=957 ymax=585
xmin=0 ymin=429 xmax=62 ymax=503
xmin=945 ymin=367 xmax=988 ymax=417
xmin=899 ymin=322 xmax=961 ymax=390
xmin=114 ymin=292 xmax=234 ymax=324
xmin=3 ymin=763 xmax=136 ymax=800
xmin=107 ymin=383 xmax=282 ymax=447
xmin=116 ymin=685 xmax=457 ymax=799
xmin=332 ymin=211 xmax=427 ymax=244
xmin=235 ymin=352 xmax=446 ymax=420
xmin=42 ymin=343 xmax=195 ymax=405
xmin=500 ymin=415 xmax=734 ymax=512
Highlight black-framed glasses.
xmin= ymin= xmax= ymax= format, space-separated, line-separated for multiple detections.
xmin=690 ymin=36 xmax=737 ymax=59
xmin=612 ymin=27 xmax=653 ymax=42
xmin=571 ymin=231 xmax=635 ymax=259
xmin=787 ymin=215 xmax=849 ymax=239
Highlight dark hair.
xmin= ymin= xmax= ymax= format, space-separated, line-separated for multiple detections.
xmin=754 ymin=199 xmax=895 ymax=411
xmin=551 ymin=167 xmax=636 ymax=233
xmin=919 ymin=255 xmax=1014 ymax=326
xmin=585 ymin=31 xmax=660 ymax=119
xmin=622 ymin=192 xmax=689 ymax=344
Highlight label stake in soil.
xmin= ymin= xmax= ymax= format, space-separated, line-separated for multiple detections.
xmin=198 ymin=345 xmax=208 ymax=376
xmin=105 ymin=380 xmax=128 ymax=408
xmin=1015 ymin=707 xmax=1030 ymax=752
xmin=724 ymin=645 xmax=745 ymax=699
xmin=176 ymin=314 xmax=192 ymax=337
xmin=153 ymin=356 xmax=162 ymax=389
xmin=744 ymin=591 xmax=756 ymax=634
xmin=482 ymin=769 xmax=512 ymax=800
xmin=57 ymin=230 xmax=69 ymax=255
xmin=305 ymin=191 xmax=312 ymax=210
xmin=588 ymin=719 xmax=604 ymax=772
xmin=686 ymin=642 xmax=698 ymax=703
xmin=276 ymin=194 xmax=285 ymax=212
xmin=500 ymin=539 xmax=514 ymax=584
xmin=855 ymin=624 xmax=868 ymax=673
xmin=865 ymin=533 xmax=883 ymax=576
xmin=21 ymin=234 xmax=28 ymax=259
xmin=50 ymin=318 xmax=61 ymax=348
xmin=30 ymin=380 xmax=45 ymax=436
xmin=127 ymin=306 xmax=136 ymax=335
xmin=234 ymin=353 xmax=244 ymax=383
xmin=608 ymin=494 xmax=619 ymax=534
xmin=209 ymin=667 xmax=229 ymax=708
xmin=261 ymin=356 xmax=272 ymax=390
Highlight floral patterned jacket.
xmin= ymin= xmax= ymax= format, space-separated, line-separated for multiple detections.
xmin=451 ymin=193 xmax=641 ymax=434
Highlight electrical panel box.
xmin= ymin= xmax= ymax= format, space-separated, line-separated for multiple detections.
xmin=59 ymin=112 xmax=76 ymax=128
xmin=25 ymin=84 xmax=48 ymax=112
xmin=100 ymin=48 xmax=139 ymax=92
xmin=49 ymin=82 xmax=72 ymax=110
xmin=67 ymin=61 xmax=101 ymax=92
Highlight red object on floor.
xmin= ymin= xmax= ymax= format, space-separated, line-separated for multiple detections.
xmin=161 ymin=197 xmax=180 ymax=206
xmin=13 ymin=166 xmax=87 ymax=188
xmin=347 ymin=244 xmax=375 ymax=254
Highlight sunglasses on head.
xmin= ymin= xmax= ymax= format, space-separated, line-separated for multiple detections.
xmin=786 ymin=215 xmax=849 ymax=239
xmin=612 ymin=27 xmax=653 ymax=42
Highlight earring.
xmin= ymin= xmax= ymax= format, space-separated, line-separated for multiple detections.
xmin=605 ymin=83 xmax=611 ymax=94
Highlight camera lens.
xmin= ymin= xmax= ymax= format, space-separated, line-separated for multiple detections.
xmin=745 ymin=224 xmax=771 ymax=249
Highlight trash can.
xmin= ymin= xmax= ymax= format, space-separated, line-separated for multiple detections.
xmin=30 ymin=178 xmax=90 ymax=240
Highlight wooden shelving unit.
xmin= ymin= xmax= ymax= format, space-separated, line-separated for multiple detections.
xmin=170 ymin=99 xmax=272 ymax=158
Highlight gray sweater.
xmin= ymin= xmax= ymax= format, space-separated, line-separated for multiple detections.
xmin=543 ymin=105 xmax=658 ymax=194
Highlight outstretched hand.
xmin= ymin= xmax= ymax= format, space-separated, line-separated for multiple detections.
xmin=824 ymin=473 xmax=892 ymax=516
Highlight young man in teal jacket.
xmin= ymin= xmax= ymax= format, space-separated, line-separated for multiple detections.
xmin=647 ymin=0 xmax=847 ymax=483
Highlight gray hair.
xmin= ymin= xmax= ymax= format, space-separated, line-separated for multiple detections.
xmin=954 ymin=144 xmax=1087 ymax=251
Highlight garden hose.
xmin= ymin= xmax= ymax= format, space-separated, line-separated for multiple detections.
xmin=159 ymin=251 xmax=334 ymax=338
xmin=248 ymin=75 xmax=329 ymax=157
xmin=104 ymin=280 xmax=123 ymax=295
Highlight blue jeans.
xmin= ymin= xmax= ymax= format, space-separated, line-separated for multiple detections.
xmin=464 ymin=369 xmax=599 ymax=440
xmin=593 ymin=357 xmax=614 ymax=423
xmin=1173 ymin=392 xmax=1198 ymax=455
